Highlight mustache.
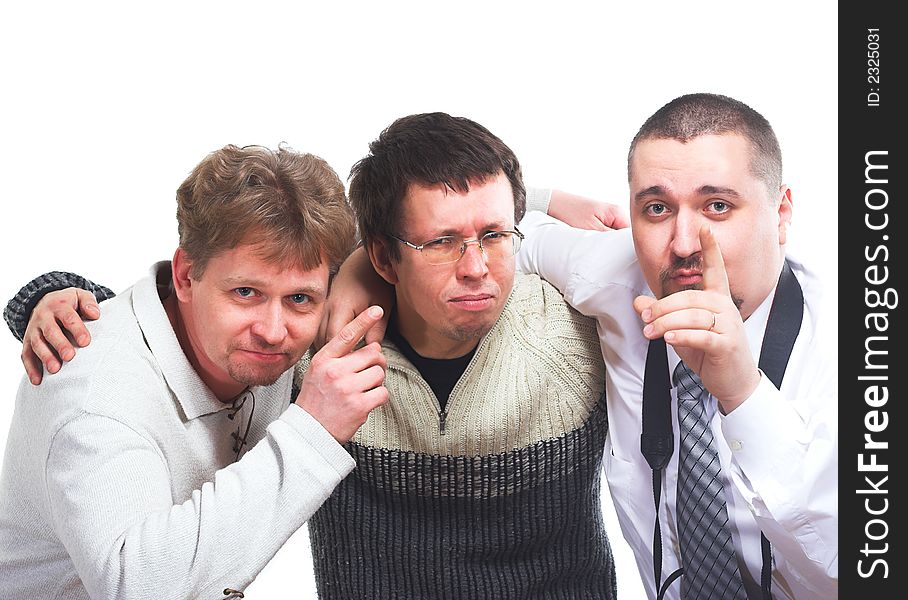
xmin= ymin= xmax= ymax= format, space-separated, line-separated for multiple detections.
xmin=237 ymin=340 xmax=291 ymax=354
xmin=659 ymin=253 xmax=703 ymax=286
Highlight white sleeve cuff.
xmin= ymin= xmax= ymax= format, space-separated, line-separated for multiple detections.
xmin=279 ymin=404 xmax=356 ymax=474
xmin=525 ymin=187 xmax=552 ymax=214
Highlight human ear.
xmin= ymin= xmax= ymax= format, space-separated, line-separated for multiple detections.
xmin=171 ymin=248 xmax=195 ymax=302
xmin=367 ymin=237 xmax=400 ymax=285
xmin=777 ymin=186 xmax=793 ymax=245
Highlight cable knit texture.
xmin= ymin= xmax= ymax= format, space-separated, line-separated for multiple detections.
xmin=296 ymin=273 xmax=616 ymax=599
xmin=3 ymin=271 xmax=115 ymax=341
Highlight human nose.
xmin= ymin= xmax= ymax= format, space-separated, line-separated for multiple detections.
xmin=669 ymin=210 xmax=703 ymax=258
xmin=456 ymin=239 xmax=489 ymax=279
xmin=251 ymin=302 xmax=288 ymax=345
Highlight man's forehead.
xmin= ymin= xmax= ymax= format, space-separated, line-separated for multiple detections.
xmin=205 ymin=245 xmax=329 ymax=294
xmin=631 ymin=134 xmax=751 ymax=172
xmin=630 ymin=136 xmax=758 ymax=192
xmin=401 ymin=174 xmax=514 ymax=229
xmin=404 ymin=172 xmax=510 ymax=199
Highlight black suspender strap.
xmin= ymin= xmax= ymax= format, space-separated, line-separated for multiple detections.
xmin=642 ymin=337 xmax=673 ymax=593
xmin=757 ymin=262 xmax=804 ymax=391
xmin=642 ymin=336 xmax=684 ymax=600
xmin=640 ymin=260 xmax=804 ymax=600
xmin=642 ymin=336 xmax=674 ymax=471
xmin=755 ymin=261 xmax=804 ymax=599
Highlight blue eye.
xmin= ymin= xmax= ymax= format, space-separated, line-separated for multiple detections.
xmin=646 ymin=203 xmax=668 ymax=216
xmin=289 ymin=294 xmax=310 ymax=305
xmin=709 ymin=201 xmax=730 ymax=213
xmin=235 ymin=287 xmax=255 ymax=298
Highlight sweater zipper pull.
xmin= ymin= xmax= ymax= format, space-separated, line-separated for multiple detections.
xmin=438 ymin=410 xmax=448 ymax=434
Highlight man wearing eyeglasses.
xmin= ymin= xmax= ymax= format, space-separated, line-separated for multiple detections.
xmin=295 ymin=112 xmax=620 ymax=599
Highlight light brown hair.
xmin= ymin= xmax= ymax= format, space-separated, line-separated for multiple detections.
xmin=176 ymin=144 xmax=355 ymax=277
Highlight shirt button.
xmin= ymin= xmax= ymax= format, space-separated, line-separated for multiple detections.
xmin=730 ymin=440 xmax=743 ymax=452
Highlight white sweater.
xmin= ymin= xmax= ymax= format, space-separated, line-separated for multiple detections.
xmin=0 ymin=262 xmax=355 ymax=599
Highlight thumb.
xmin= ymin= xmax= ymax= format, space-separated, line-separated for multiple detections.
xmin=76 ymin=290 xmax=101 ymax=320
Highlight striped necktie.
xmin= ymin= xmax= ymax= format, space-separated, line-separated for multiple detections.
xmin=674 ymin=361 xmax=747 ymax=600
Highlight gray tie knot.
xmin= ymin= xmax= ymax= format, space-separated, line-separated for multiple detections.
xmin=672 ymin=361 xmax=704 ymax=404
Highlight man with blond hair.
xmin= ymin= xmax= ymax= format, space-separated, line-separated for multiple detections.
xmin=0 ymin=144 xmax=388 ymax=598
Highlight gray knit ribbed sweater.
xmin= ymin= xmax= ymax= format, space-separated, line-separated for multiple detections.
xmin=297 ymin=273 xmax=616 ymax=599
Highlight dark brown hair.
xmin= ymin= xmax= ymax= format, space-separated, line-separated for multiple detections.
xmin=348 ymin=112 xmax=526 ymax=260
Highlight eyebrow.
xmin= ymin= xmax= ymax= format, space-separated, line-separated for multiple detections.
xmin=633 ymin=185 xmax=668 ymax=204
xmin=699 ymin=185 xmax=742 ymax=198
xmin=222 ymin=277 xmax=326 ymax=297
xmin=421 ymin=221 xmax=510 ymax=239
xmin=633 ymin=185 xmax=742 ymax=204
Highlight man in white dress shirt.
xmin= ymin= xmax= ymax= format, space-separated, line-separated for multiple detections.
xmin=517 ymin=93 xmax=837 ymax=599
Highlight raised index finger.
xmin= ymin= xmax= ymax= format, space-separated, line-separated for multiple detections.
xmin=321 ymin=305 xmax=384 ymax=358
xmin=699 ymin=225 xmax=730 ymax=295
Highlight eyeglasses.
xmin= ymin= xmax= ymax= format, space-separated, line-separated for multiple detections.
xmin=391 ymin=228 xmax=524 ymax=265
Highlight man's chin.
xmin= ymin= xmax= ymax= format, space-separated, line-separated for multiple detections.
xmin=228 ymin=361 xmax=292 ymax=388
xmin=442 ymin=316 xmax=497 ymax=343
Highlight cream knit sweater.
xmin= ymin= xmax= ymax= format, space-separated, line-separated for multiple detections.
xmin=301 ymin=273 xmax=617 ymax=599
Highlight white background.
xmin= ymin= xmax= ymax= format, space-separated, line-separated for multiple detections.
xmin=0 ymin=2 xmax=837 ymax=597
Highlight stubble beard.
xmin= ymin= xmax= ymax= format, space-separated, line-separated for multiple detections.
xmin=442 ymin=319 xmax=496 ymax=343
xmin=226 ymin=346 xmax=295 ymax=388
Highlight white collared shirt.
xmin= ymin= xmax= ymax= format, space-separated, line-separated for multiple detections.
xmin=516 ymin=211 xmax=838 ymax=600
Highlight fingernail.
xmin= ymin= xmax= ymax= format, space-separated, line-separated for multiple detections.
xmin=642 ymin=309 xmax=652 ymax=322
xmin=665 ymin=332 xmax=676 ymax=342
xmin=643 ymin=324 xmax=654 ymax=337
xmin=78 ymin=336 xmax=89 ymax=346
xmin=30 ymin=376 xmax=40 ymax=385
xmin=62 ymin=349 xmax=74 ymax=361
xmin=368 ymin=306 xmax=382 ymax=318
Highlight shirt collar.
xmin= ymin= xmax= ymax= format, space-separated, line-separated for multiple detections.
xmin=132 ymin=261 xmax=232 ymax=420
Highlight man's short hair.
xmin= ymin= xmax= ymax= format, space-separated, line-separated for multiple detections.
xmin=348 ymin=112 xmax=526 ymax=260
xmin=628 ymin=93 xmax=783 ymax=195
xmin=176 ymin=144 xmax=355 ymax=277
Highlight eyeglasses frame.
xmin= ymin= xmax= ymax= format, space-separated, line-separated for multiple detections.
xmin=389 ymin=227 xmax=525 ymax=265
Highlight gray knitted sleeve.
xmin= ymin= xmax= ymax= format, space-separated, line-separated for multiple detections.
xmin=3 ymin=272 xmax=116 ymax=341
